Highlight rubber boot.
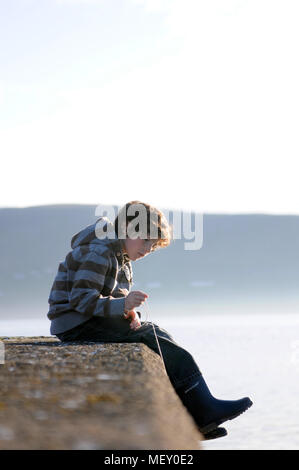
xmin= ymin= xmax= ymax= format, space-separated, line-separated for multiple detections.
xmin=202 ymin=427 xmax=227 ymax=440
xmin=176 ymin=373 xmax=253 ymax=434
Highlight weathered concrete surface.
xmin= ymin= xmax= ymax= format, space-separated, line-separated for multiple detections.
xmin=0 ymin=337 xmax=202 ymax=450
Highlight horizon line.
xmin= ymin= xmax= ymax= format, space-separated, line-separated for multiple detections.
xmin=0 ymin=203 xmax=298 ymax=217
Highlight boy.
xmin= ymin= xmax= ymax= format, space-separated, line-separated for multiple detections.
xmin=47 ymin=201 xmax=252 ymax=441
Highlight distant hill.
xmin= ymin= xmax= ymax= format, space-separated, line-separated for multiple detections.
xmin=0 ymin=204 xmax=298 ymax=318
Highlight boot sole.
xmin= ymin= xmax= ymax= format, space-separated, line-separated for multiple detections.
xmin=199 ymin=397 xmax=253 ymax=434
xmin=202 ymin=427 xmax=228 ymax=441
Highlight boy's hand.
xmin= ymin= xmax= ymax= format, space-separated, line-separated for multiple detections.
xmin=124 ymin=290 xmax=148 ymax=312
xmin=124 ymin=310 xmax=141 ymax=330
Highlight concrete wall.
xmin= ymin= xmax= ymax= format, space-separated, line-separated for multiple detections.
xmin=0 ymin=337 xmax=202 ymax=450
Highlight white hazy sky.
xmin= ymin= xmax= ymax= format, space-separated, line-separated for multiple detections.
xmin=1 ymin=0 xmax=298 ymax=214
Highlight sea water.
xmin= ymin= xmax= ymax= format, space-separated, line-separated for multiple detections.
xmin=1 ymin=311 xmax=299 ymax=450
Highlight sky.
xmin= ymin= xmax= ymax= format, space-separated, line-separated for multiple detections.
xmin=1 ymin=0 xmax=298 ymax=214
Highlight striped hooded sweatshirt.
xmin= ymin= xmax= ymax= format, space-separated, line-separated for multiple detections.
xmin=47 ymin=216 xmax=133 ymax=335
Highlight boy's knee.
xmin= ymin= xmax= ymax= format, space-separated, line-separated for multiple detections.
xmin=149 ymin=324 xmax=175 ymax=342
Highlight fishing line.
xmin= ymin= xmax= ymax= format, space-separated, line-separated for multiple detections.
xmin=143 ymin=299 xmax=168 ymax=376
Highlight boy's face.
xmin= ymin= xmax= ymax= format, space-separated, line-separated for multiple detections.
xmin=123 ymin=237 xmax=156 ymax=261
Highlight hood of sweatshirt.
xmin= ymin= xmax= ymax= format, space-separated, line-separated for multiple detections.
xmin=71 ymin=216 xmax=130 ymax=265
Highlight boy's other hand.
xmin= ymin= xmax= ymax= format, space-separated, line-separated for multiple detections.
xmin=124 ymin=290 xmax=148 ymax=312
xmin=124 ymin=310 xmax=141 ymax=330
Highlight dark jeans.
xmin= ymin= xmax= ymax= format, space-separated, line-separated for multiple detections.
xmin=56 ymin=315 xmax=202 ymax=391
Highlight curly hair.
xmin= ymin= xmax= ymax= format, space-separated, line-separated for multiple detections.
xmin=113 ymin=200 xmax=172 ymax=251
